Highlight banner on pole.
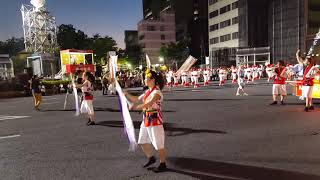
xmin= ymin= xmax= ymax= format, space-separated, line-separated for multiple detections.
xmin=176 ymin=55 xmax=198 ymax=76
xmin=146 ymin=54 xmax=151 ymax=69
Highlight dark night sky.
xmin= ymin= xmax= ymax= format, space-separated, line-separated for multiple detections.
xmin=0 ymin=0 xmax=143 ymax=49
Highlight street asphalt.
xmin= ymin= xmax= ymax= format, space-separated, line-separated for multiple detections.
xmin=1 ymin=79 xmax=320 ymax=180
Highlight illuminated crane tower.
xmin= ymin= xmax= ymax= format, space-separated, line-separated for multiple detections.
xmin=20 ymin=0 xmax=58 ymax=76
xmin=20 ymin=0 xmax=57 ymax=53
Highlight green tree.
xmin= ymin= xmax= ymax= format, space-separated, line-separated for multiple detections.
xmin=0 ymin=37 xmax=24 ymax=56
xmin=125 ymin=45 xmax=143 ymax=67
xmin=160 ymin=37 xmax=190 ymax=67
xmin=90 ymin=34 xmax=117 ymax=65
xmin=57 ymin=24 xmax=91 ymax=50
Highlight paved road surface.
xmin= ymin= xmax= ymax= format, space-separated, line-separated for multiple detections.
xmin=1 ymin=80 xmax=320 ymax=180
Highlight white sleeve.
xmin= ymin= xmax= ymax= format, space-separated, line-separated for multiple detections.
xmin=138 ymin=93 xmax=145 ymax=101
xmin=153 ymin=90 xmax=163 ymax=101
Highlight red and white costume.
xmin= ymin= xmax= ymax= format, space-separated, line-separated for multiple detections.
xmin=302 ymin=65 xmax=319 ymax=98
xmin=80 ymin=80 xmax=94 ymax=115
xmin=173 ymin=72 xmax=179 ymax=86
xmin=272 ymin=67 xmax=287 ymax=96
xmin=165 ymin=70 xmax=173 ymax=87
xmin=218 ymin=68 xmax=227 ymax=86
xmin=258 ymin=65 xmax=264 ymax=79
xmin=252 ymin=65 xmax=259 ymax=81
xmin=191 ymin=69 xmax=200 ymax=88
xmin=245 ymin=66 xmax=253 ymax=82
xmin=203 ymin=69 xmax=210 ymax=86
xmin=266 ymin=64 xmax=276 ymax=82
xmin=181 ymin=71 xmax=189 ymax=87
xmin=231 ymin=66 xmax=237 ymax=83
xmin=138 ymin=87 xmax=165 ymax=150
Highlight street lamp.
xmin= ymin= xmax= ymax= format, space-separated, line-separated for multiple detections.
xmin=159 ymin=57 xmax=164 ymax=63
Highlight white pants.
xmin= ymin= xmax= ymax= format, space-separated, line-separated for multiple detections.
xmin=272 ymin=84 xmax=287 ymax=95
xmin=219 ymin=75 xmax=226 ymax=83
xmin=80 ymin=100 xmax=94 ymax=115
xmin=181 ymin=76 xmax=188 ymax=84
xmin=193 ymin=76 xmax=198 ymax=85
xmin=238 ymin=78 xmax=245 ymax=89
xmin=302 ymin=86 xmax=313 ymax=98
xmin=203 ymin=75 xmax=209 ymax=83
xmin=138 ymin=122 xmax=165 ymax=150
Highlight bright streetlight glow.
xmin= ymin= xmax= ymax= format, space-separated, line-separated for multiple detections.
xmin=159 ymin=57 xmax=164 ymax=62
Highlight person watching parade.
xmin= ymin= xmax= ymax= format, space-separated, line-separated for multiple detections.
xmin=29 ymin=75 xmax=42 ymax=111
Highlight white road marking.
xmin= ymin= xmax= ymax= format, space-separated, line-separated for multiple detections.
xmin=42 ymin=102 xmax=60 ymax=105
xmin=42 ymin=97 xmax=58 ymax=100
xmin=0 ymin=134 xmax=21 ymax=140
xmin=0 ymin=115 xmax=30 ymax=121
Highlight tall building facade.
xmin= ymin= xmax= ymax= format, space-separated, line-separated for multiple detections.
xmin=138 ymin=11 xmax=176 ymax=64
xmin=208 ymin=0 xmax=239 ymax=67
xmin=238 ymin=0 xmax=320 ymax=64
xmin=142 ymin=0 xmax=209 ymax=64
xmin=125 ymin=30 xmax=138 ymax=49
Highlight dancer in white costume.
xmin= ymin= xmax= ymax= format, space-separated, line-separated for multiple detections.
xmin=181 ymin=71 xmax=189 ymax=87
xmin=245 ymin=66 xmax=253 ymax=83
xmin=231 ymin=66 xmax=237 ymax=84
xmin=191 ymin=69 xmax=200 ymax=88
xmin=165 ymin=70 xmax=173 ymax=91
xmin=203 ymin=68 xmax=210 ymax=86
xmin=125 ymin=69 xmax=168 ymax=173
xmin=258 ymin=64 xmax=264 ymax=79
xmin=266 ymin=64 xmax=276 ymax=82
xmin=252 ymin=65 xmax=259 ymax=81
xmin=236 ymin=65 xmax=248 ymax=96
xmin=75 ymin=72 xmax=96 ymax=126
xmin=218 ymin=67 xmax=227 ymax=86
xmin=173 ymin=71 xmax=179 ymax=87
xmin=296 ymin=50 xmax=320 ymax=112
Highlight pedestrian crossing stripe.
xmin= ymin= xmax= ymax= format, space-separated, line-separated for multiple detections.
xmin=0 ymin=115 xmax=30 ymax=121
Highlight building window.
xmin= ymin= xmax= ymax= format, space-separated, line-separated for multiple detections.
xmin=232 ymin=32 xmax=239 ymax=39
xmin=209 ymin=24 xmax=219 ymax=32
xmin=141 ymin=43 xmax=146 ymax=48
xmin=160 ymin=26 xmax=165 ymax=31
xmin=232 ymin=1 xmax=239 ymax=10
xmin=161 ymin=35 xmax=166 ymax=40
xmin=209 ymin=10 xmax=219 ymax=19
xmin=220 ymin=34 xmax=231 ymax=42
xmin=232 ymin=16 xmax=239 ymax=25
xmin=139 ymin=35 xmax=145 ymax=40
xmin=220 ymin=5 xmax=231 ymax=14
xmin=210 ymin=37 xmax=219 ymax=44
xmin=209 ymin=0 xmax=218 ymax=5
xmin=147 ymin=26 xmax=156 ymax=31
xmin=220 ymin=19 xmax=231 ymax=29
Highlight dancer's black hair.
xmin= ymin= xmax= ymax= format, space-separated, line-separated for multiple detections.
xmin=145 ymin=69 xmax=165 ymax=90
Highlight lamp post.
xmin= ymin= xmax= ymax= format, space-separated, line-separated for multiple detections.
xmin=159 ymin=57 xmax=164 ymax=64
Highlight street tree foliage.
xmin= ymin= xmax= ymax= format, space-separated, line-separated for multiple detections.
xmin=0 ymin=37 xmax=24 ymax=56
xmin=125 ymin=45 xmax=143 ymax=67
xmin=0 ymin=37 xmax=27 ymax=74
xmin=0 ymin=24 xmax=119 ymax=73
xmin=57 ymin=24 xmax=117 ymax=65
xmin=160 ymin=37 xmax=190 ymax=66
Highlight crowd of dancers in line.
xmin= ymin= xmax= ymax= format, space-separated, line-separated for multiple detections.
xmin=162 ymin=49 xmax=320 ymax=112
xmin=28 ymin=49 xmax=318 ymax=173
